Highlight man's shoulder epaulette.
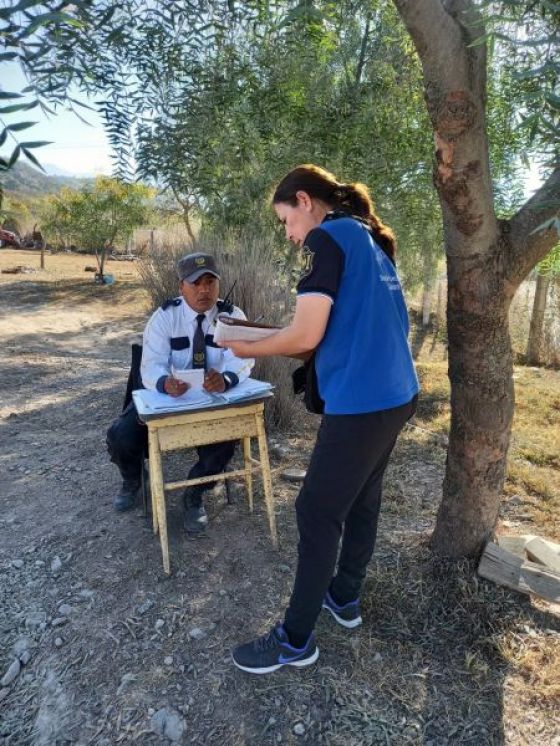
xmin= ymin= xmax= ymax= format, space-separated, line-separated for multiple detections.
xmin=160 ymin=297 xmax=182 ymax=311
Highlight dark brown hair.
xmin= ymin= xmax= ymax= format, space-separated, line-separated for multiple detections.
xmin=272 ymin=163 xmax=397 ymax=260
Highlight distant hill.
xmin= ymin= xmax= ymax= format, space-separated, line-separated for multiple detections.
xmin=1 ymin=161 xmax=94 ymax=197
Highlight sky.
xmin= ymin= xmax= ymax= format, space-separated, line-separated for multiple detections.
xmin=1 ymin=63 xmax=113 ymax=176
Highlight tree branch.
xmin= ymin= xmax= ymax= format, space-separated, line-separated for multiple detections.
xmin=392 ymin=0 xmax=469 ymax=90
xmin=506 ymin=165 xmax=560 ymax=286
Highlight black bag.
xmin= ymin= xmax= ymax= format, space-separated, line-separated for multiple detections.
xmin=292 ymin=354 xmax=324 ymax=415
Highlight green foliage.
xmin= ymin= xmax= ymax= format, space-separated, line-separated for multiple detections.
xmin=536 ymin=243 xmax=560 ymax=275
xmin=40 ymin=176 xmax=154 ymax=249
xmin=476 ymin=1 xmax=559 ymax=158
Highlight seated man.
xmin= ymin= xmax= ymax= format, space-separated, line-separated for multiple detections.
xmin=106 ymin=251 xmax=254 ymax=533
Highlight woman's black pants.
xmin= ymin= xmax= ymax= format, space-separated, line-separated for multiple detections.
xmin=283 ymin=396 xmax=417 ymax=642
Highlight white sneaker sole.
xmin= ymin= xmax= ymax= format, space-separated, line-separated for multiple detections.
xmin=322 ymin=602 xmax=362 ymax=629
xmin=232 ymin=647 xmax=319 ymax=675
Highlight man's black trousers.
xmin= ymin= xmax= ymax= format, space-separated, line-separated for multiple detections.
xmin=283 ymin=396 xmax=417 ymax=643
xmin=106 ymin=401 xmax=235 ymax=489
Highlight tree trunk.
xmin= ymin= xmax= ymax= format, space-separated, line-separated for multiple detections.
xmin=421 ymin=245 xmax=435 ymax=326
xmin=526 ymin=273 xmax=550 ymax=366
xmin=182 ymin=207 xmax=196 ymax=243
xmin=393 ymin=0 xmax=559 ymax=557
xmin=430 ymin=250 xmax=514 ymax=555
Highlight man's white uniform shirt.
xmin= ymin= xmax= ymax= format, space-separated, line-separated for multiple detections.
xmin=140 ymin=298 xmax=255 ymax=392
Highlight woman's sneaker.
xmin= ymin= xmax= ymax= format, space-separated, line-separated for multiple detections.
xmin=232 ymin=624 xmax=319 ymax=674
xmin=322 ymin=591 xmax=362 ymax=628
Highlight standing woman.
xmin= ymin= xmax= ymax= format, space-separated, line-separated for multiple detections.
xmin=227 ymin=164 xmax=419 ymax=674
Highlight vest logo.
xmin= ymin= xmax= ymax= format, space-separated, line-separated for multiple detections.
xmin=300 ymin=246 xmax=314 ymax=277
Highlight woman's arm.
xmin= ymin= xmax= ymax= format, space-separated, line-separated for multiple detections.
xmin=224 ymin=294 xmax=332 ymax=359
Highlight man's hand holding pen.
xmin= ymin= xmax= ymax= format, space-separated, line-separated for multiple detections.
xmin=164 ymin=376 xmax=190 ymax=397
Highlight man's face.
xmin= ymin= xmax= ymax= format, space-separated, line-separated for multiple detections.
xmin=180 ymin=273 xmax=220 ymax=312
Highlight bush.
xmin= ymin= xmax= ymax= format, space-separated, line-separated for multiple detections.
xmin=138 ymin=227 xmax=303 ymax=430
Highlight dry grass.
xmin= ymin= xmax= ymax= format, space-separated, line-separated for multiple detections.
xmin=413 ymin=355 xmax=560 ymax=542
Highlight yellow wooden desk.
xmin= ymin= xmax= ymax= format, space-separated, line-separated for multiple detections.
xmin=134 ymin=393 xmax=277 ymax=574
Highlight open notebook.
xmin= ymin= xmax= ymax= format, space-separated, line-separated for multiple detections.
xmin=213 ymin=315 xmax=281 ymax=344
xmin=133 ymin=377 xmax=274 ymax=415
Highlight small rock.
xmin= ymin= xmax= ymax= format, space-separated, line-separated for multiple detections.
xmin=11 ymin=559 xmax=24 ymax=569
xmin=278 ymin=564 xmax=291 ymax=573
xmin=373 ymin=652 xmax=382 ymax=662
xmin=25 ymin=612 xmax=47 ymax=630
xmin=188 ymin=627 xmax=206 ymax=640
xmin=58 ymin=604 xmax=73 ymax=616
xmin=51 ymin=617 xmax=68 ymax=627
xmin=0 ymin=688 xmax=9 ymax=703
xmin=51 ymin=556 xmax=62 ymax=574
xmin=281 ymin=469 xmax=306 ymax=483
xmin=150 ymin=707 xmax=185 ymax=742
xmin=164 ymin=656 xmax=173 ymax=666
xmin=155 ymin=619 xmax=165 ymax=630
xmin=1 ymin=659 xmax=21 ymax=687
xmin=117 ymin=673 xmax=136 ymax=694
xmin=19 ymin=650 xmax=32 ymax=666
xmin=54 ymin=637 xmax=64 ymax=647
xmin=293 ymin=722 xmax=305 ymax=736
xmin=78 ymin=589 xmax=95 ymax=600
xmin=12 ymin=638 xmax=32 ymax=657
xmin=137 ymin=600 xmax=154 ymax=616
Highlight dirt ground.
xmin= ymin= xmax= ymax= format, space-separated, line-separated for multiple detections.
xmin=1 ymin=249 xmax=559 ymax=745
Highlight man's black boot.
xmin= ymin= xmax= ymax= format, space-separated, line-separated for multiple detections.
xmin=113 ymin=479 xmax=140 ymax=512
xmin=182 ymin=487 xmax=208 ymax=534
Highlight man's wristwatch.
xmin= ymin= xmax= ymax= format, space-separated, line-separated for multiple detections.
xmin=222 ymin=371 xmax=237 ymax=391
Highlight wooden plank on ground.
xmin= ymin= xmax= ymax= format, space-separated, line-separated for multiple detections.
xmin=525 ymin=537 xmax=560 ymax=573
xmin=497 ymin=534 xmax=536 ymax=558
xmin=478 ymin=542 xmax=560 ymax=603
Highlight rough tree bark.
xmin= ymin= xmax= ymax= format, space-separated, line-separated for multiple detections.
xmin=393 ymin=0 xmax=560 ymax=557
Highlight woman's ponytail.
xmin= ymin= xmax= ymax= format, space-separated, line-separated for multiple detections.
xmin=332 ymin=182 xmax=397 ymax=263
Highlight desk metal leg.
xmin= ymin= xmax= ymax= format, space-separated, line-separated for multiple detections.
xmin=148 ymin=432 xmax=171 ymax=574
xmin=256 ymin=415 xmax=277 ymax=548
xmin=243 ymin=436 xmax=253 ymax=513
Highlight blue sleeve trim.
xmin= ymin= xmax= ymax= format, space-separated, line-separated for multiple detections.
xmin=156 ymin=375 xmax=167 ymax=393
xmin=223 ymin=371 xmax=239 ymax=390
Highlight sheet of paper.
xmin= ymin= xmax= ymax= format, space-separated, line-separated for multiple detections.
xmin=134 ymin=387 xmax=214 ymax=413
xmin=214 ymin=320 xmax=279 ymax=345
xmin=171 ymin=367 xmax=205 ymax=390
xmin=133 ymin=378 xmax=274 ymax=416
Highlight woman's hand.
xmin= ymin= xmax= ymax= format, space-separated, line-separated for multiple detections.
xmin=221 ymin=340 xmax=255 ymax=358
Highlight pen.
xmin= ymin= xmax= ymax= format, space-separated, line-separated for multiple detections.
xmin=254 ymin=315 xmax=264 ymax=323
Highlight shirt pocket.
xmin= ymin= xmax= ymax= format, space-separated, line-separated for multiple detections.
xmin=170 ymin=336 xmax=191 ymax=370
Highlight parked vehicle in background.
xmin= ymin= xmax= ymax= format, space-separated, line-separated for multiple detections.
xmin=0 ymin=228 xmax=21 ymax=247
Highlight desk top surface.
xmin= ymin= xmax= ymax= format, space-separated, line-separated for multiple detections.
xmin=133 ymin=390 xmax=274 ymax=422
